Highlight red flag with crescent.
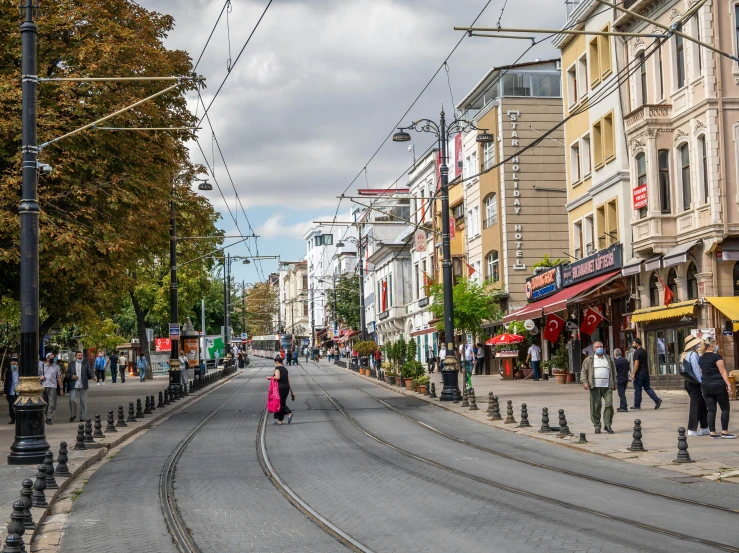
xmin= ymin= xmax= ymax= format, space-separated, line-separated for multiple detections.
xmin=579 ymin=307 xmax=604 ymax=336
xmin=543 ymin=313 xmax=565 ymax=343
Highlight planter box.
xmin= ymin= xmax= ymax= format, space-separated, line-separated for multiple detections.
xmin=553 ymin=373 xmax=567 ymax=384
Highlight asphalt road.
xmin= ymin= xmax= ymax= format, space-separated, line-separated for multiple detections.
xmin=57 ymin=358 xmax=738 ymax=553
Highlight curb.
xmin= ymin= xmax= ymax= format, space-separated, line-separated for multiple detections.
xmin=26 ymin=368 xmax=241 ymax=546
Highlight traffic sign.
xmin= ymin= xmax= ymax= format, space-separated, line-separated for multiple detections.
xmin=169 ymin=323 xmax=180 ymax=339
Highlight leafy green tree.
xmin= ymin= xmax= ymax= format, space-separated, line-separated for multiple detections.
xmin=325 ymin=274 xmax=360 ymax=330
xmin=84 ymin=317 xmax=125 ymax=352
xmin=243 ymin=282 xmax=277 ymax=338
xmin=429 ymin=279 xmax=503 ymax=339
xmin=407 ymin=337 xmax=416 ymax=362
xmin=532 ymin=255 xmax=565 ymax=269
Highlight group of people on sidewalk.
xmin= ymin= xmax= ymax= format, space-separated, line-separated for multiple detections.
xmin=583 ymin=336 xmax=734 ymax=439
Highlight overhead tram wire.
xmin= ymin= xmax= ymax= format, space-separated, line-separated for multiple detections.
xmin=196 ymin=89 xmax=266 ymax=281
xmin=193 ymin=0 xmax=231 ymax=71
xmin=194 ymin=138 xmax=266 ymax=281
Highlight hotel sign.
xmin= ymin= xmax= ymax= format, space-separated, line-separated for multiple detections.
xmin=526 ymin=265 xmax=562 ymax=302
xmin=562 ymin=244 xmax=623 ymax=286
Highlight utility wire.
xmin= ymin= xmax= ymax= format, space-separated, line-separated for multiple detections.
xmin=193 ymin=0 xmax=231 ymax=71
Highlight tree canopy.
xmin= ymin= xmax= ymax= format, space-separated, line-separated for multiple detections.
xmin=429 ymin=279 xmax=503 ymax=339
xmin=325 ymin=274 xmax=361 ymax=331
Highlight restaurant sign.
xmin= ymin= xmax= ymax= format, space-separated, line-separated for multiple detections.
xmin=562 ymin=243 xmax=623 ymax=286
xmin=525 ymin=265 xmax=562 ymax=302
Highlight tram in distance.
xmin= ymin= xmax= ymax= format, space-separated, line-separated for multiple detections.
xmin=251 ymin=334 xmax=303 ymax=357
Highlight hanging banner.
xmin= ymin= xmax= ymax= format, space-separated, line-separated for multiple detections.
xmin=633 ymin=184 xmax=647 ymax=209
xmin=454 ymin=133 xmax=463 ymax=179
xmin=579 ymin=306 xmax=604 ymax=336
xmin=543 ymin=313 xmax=565 ymax=343
xmin=415 ymin=230 xmax=427 ymax=252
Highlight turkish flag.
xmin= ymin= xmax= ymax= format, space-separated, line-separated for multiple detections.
xmin=543 ymin=313 xmax=565 ymax=343
xmin=580 ymin=307 xmax=604 ymax=336
xmin=657 ymin=274 xmax=674 ymax=306
xmin=381 ymin=280 xmax=387 ymax=312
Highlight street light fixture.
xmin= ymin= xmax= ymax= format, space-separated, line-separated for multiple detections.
xmin=196 ymin=177 xmax=213 ymax=191
xmin=394 ymin=109 xmax=493 ymax=402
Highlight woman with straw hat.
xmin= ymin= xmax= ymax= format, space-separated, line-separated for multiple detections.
xmin=680 ymin=335 xmax=708 ymax=437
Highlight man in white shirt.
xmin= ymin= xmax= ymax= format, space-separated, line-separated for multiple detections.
xmin=526 ymin=343 xmax=542 ymax=381
xmin=580 ymin=341 xmax=617 ymax=434
xmin=464 ymin=343 xmax=474 ymax=375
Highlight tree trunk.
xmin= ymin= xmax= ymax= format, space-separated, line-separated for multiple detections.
xmin=129 ymin=289 xmax=153 ymax=380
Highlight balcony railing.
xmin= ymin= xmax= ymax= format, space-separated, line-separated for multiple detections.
xmin=597 ymin=234 xmax=619 ymax=250
xmin=483 ymin=215 xmax=498 ymax=229
xmin=574 ymin=247 xmax=581 ymax=259
xmin=624 ymin=104 xmax=672 ymax=131
xmin=585 ymin=243 xmax=596 ymax=256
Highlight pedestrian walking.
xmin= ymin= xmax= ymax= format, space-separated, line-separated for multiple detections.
xmin=581 ymin=341 xmax=617 ymax=434
xmin=93 ymin=352 xmax=106 ymax=385
xmin=630 ymin=338 xmax=662 ymax=410
xmin=266 ymin=355 xmax=295 ymax=425
xmin=68 ymin=351 xmax=96 ymax=423
xmin=39 ymin=353 xmax=63 ymax=425
xmin=292 ymin=348 xmax=299 ymax=365
xmin=136 ymin=352 xmax=147 ymax=382
xmin=464 ymin=342 xmax=474 ymax=376
xmin=327 ymin=348 xmax=333 ymax=363
xmin=178 ymin=352 xmax=189 ymax=389
xmin=699 ymin=344 xmax=735 ymax=439
xmin=680 ymin=335 xmax=709 ymax=436
xmin=426 ymin=347 xmax=435 ymax=374
xmin=238 ymin=351 xmax=245 ymax=369
xmin=438 ymin=345 xmax=446 ymax=371
xmin=304 ymin=346 xmax=309 ymax=363
xmin=526 ymin=342 xmax=542 ymax=381
xmin=613 ymin=348 xmax=630 ymax=412
xmin=108 ymin=352 xmax=121 ymax=383
xmin=3 ymin=355 xmax=19 ymax=424
xmin=374 ymin=348 xmax=382 ymax=370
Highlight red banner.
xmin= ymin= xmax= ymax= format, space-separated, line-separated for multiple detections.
xmin=454 ymin=133 xmax=463 ymax=179
xmin=543 ymin=313 xmax=565 ymax=343
xmin=381 ymin=280 xmax=387 ymax=312
xmin=450 ymin=216 xmax=456 ymax=240
xmin=155 ymin=338 xmax=171 ymax=352
xmin=633 ymin=184 xmax=647 ymax=209
xmin=579 ymin=307 xmax=604 ymax=336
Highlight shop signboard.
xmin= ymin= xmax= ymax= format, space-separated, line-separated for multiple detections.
xmin=632 ymin=184 xmax=647 ymax=209
xmin=525 ymin=265 xmax=562 ymax=302
xmin=562 ymin=244 xmax=622 ymax=287
xmin=154 ymin=338 xmax=171 ymax=352
xmin=415 ymin=230 xmax=427 ymax=252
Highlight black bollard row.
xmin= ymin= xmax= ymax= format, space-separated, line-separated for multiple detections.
xmin=31 ymin=465 xmax=47 ymax=508
xmin=116 ymin=405 xmax=127 ymax=428
xmin=106 ymin=410 xmax=117 ymax=433
xmin=127 ymin=402 xmax=137 ymax=423
xmin=19 ymin=479 xmax=35 ymax=530
xmin=93 ymin=414 xmax=105 ymax=439
xmin=73 ymin=423 xmax=86 ymax=450
xmin=674 ymin=427 xmax=694 ymax=463
xmin=539 ymin=407 xmax=552 ymax=433
xmin=504 ymin=400 xmax=517 ymax=424
xmin=490 ymin=396 xmax=502 ymax=421
xmin=55 ymin=443 xmax=70 ymax=478
xmin=44 ymin=450 xmax=58 ymax=490
xmin=518 ymin=403 xmax=531 ymax=428
xmin=627 ymin=419 xmax=646 ymax=451
xmin=557 ymin=409 xmax=572 ymax=437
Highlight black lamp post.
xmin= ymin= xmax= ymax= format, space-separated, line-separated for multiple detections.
xmin=9 ymin=0 xmax=50 ymax=464
xmin=168 ymin=183 xmax=182 ymax=396
xmin=393 ymin=109 xmax=493 ymax=402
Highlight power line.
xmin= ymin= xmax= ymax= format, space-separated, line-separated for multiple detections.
xmin=193 ymin=0 xmax=231 ymax=71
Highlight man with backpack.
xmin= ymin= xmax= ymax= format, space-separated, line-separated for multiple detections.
xmin=681 ymin=335 xmax=709 ymax=436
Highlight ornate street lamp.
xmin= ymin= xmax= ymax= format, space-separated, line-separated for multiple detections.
xmin=393 ymin=109 xmax=493 ymax=402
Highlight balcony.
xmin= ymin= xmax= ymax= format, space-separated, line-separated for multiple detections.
xmin=624 ymin=104 xmax=672 ymax=134
xmin=597 ymin=233 xmax=619 ymax=250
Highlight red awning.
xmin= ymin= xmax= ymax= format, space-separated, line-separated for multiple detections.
xmin=502 ymin=270 xmax=621 ymax=324
xmin=410 ymin=327 xmax=437 ymax=337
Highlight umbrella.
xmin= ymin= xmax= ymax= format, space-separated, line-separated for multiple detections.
xmin=486 ymin=333 xmax=525 ymax=346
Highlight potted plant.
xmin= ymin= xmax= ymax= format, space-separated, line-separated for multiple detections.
xmin=416 ymin=374 xmax=430 ymax=394
xmin=401 ymin=361 xmax=415 ymax=389
xmin=382 ymin=361 xmax=396 ymax=385
xmin=549 ymin=344 xmax=570 ymax=384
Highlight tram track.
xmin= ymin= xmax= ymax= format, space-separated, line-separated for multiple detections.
xmin=159 ymin=367 xmax=264 ymax=553
xmin=302 ymin=362 xmax=739 ymax=553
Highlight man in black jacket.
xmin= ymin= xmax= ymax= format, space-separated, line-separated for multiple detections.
xmin=3 ymin=355 xmax=19 ymax=424
xmin=613 ymin=348 xmax=630 ymax=412
xmin=68 ymin=351 xmax=97 ymax=422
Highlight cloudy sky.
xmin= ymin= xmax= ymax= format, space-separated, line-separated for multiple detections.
xmin=138 ymin=0 xmax=565 ymax=284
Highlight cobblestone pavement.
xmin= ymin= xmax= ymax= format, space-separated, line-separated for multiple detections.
xmin=264 ymin=361 xmax=735 ymax=553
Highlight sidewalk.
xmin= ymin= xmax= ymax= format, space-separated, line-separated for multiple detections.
xmin=329 ymin=361 xmax=739 ymax=484
xmin=0 ymin=368 xmax=233 ymax=546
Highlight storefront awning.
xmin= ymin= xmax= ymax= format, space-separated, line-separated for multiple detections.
xmin=663 ymin=240 xmax=700 ymax=268
xmin=410 ymin=327 xmax=437 ymax=337
xmin=720 ymin=239 xmax=739 ymax=261
xmin=630 ymin=300 xmax=697 ymax=324
xmin=705 ymin=297 xmax=739 ymax=332
xmin=644 ymin=255 xmax=662 ymax=271
xmin=622 ymin=257 xmax=643 ymax=276
xmin=502 ymin=270 xmax=621 ymax=324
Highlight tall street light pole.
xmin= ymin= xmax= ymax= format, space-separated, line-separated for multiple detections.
xmin=393 ymin=109 xmax=494 ymax=402
xmin=10 ymin=0 xmax=49 ymax=464
xmin=168 ymin=182 xmax=182 ymax=396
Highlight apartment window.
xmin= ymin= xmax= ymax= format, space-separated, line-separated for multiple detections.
xmin=603 ymin=113 xmax=615 ymax=162
xmin=487 ymin=251 xmax=499 ymax=283
xmin=680 ymin=143 xmax=691 ymax=211
xmin=314 ymin=234 xmax=333 ymax=246
xmin=578 ymin=55 xmax=588 ymax=99
xmin=657 ymin=44 xmax=665 ymax=99
xmin=452 ymin=203 xmax=464 ymax=220
xmin=485 ymin=193 xmax=497 ymax=227
xmin=699 ymin=135 xmax=709 ymax=203
xmin=570 ymin=141 xmax=581 ymax=183
xmin=588 ymin=38 xmax=601 ymax=88
xmin=302 ymin=276 xmax=308 ymax=289
xmin=593 ymin=120 xmax=603 ymax=168
xmin=667 ymin=268 xmax=679 ymax=300
xmin=695 ymin=16 xmax=702 ymax=74
xmin=377 ymin=282 xmax=381 ymax=311
xmin=638 ymin=52 xmax=648 ymax=105
xmin=414 ymin=263 xmax=420 ymax=300
xmin=483 ymin=140 xmax=495 ymax=170
xmin=636 ymin=153 xmax=647 ymax=218
xmin=596 ymin=205 xmax=606 ymax=249
xmin=303 ymin=302 xmax=309 ymax=316
xmin=421 ymin=259 xmax=427 ymax=298
xmin=574 ymin=221 xmax=583 ymax=259
xmin=464 ymin=155 xmax=471 ymax=179
xmin=599 ymin=25 xmax=612 ymax=79
xmin=650 ymin=273 xmax=660 ymax=307
xmin=567 ymin=64 xmax=578 ymax=107
xmin=582 ymin=134 xmax=592 ymax=176
xmin=471 ymin=150 xmax=478 ymax=174
xmin=606 ymin=199 xmax=618 ymax=244
xmin=687 ymin=263 xmax=699 ymax=300
xmin=585 ymin=215 xmax=595 ymax=254
xmin=658 ymin=150 xmax=671 ymax=214
xmin=676 ymin=24 xmax=686 ymax=89
xmin=388 ymin=274 xmax=393 ymax=307
xmin=472 ymin=205 xmax=480 ymax=236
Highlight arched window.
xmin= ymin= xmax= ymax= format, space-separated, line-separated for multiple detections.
xmin=699 ymin=135 xmax=708 ymax=203
xmin=487 ymin=251 xmax=499 ymax=283
xmin=649 ymin=272 xmax=660 ymax=307
xmin=667 ymin=268 xmax=679 ymax=301
xmin=658 ymin=150 xmax=671 ymax=213
xmin=636 ymin=153 xmax=647 ymax=218
xmin=687 ymin=263 xmax=698 ymax=300
xmin=680 ymin=143 xmax=691 ymax=211
xmin=485 ymin=194 xmax=498 ymax=228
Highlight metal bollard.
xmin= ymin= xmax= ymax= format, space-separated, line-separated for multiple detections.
xmin=468 ymin=389 xmax=479 ymax=411
xmin=490 ymin=396 xmax=502 ymax=421
xmin=486 ymin=392 xmax=494 ymax=416
xmin=518 ymin=403 xmax=531 ymax=428
xmin=626 ymin=419 xmax=646 ymax=451
xmin=504 ymin=400 xmax=517 ymax=424
xmin=116 ymin=405 xmax=128 ymax=428
xmin=539 ymin=407 xmax=551 ymax=433
xmin=106 ymin=410 xmax=117 ymax=433
xmin=44 ymin=450 xmax=58 ymax=490
xmin=73 ymin=424 xmax=86 ymax=450
xmin=163 ymin=389 xmax=170 ymax=405
xmin=31 ymin=465 xmax=47 ymax=508
xmin=144 ymin=397 xmax=152 ymax=415
xmin=158 ymin=391 xmax=165 ymax=408
xmin=55 ymin=443 xmax=70 ymax=478
xmin=93 ymin=414 xmax=105 ymax=439
xmin=135 ymin=399 xmax=144 ymax=419
xmin=127 ymin=403 xmax=137 ymax=423
xmin=460 ymin=389 xmax=469 ymax=408
xmin=674 ymin=427 xmax=694 ymax=463
xmin=7 ymin=501 xmax=25 ymax=552
xmin=557 ymin=409 xmax=572 ymax=437
xmin=429 ymin=382 xmax=437 ymax=398
xmin=150 ymin=395 xmax=157 ymax=412
xmin=83 ymin=418 xmax=94 ymax=443
xmin=3 ymin=533 xmax=24 ymax=553
xmin=19 ymin=479 xmax=35 ymax=530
